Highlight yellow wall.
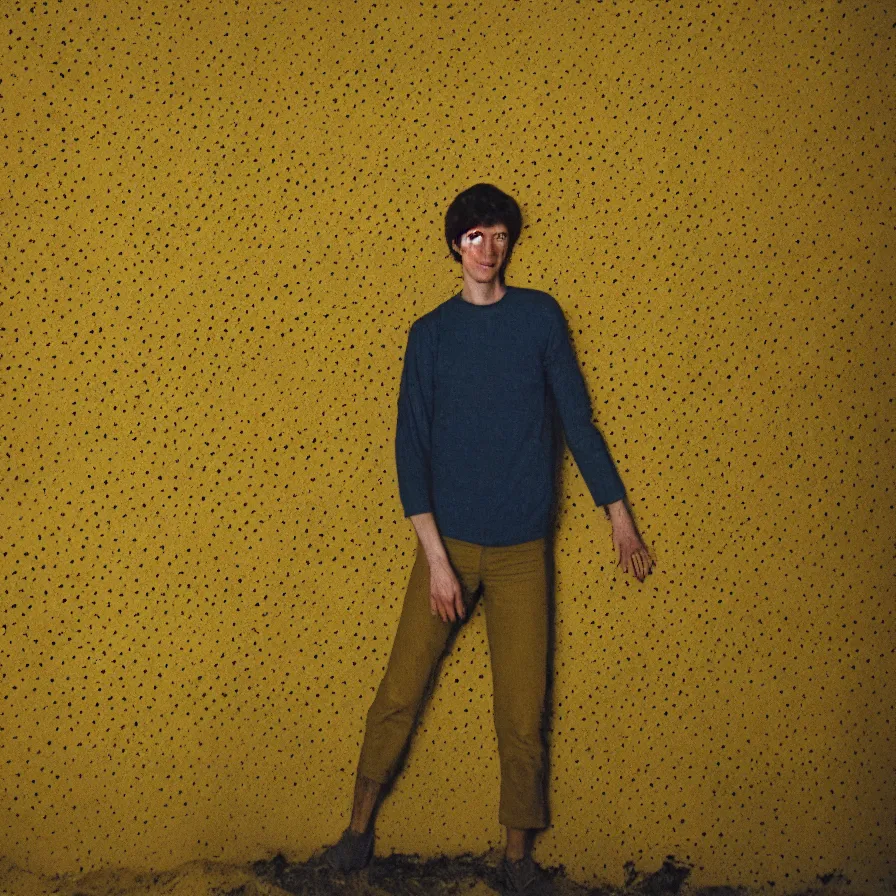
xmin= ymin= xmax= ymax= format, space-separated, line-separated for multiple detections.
xmin=2 ymin=0 xmax=894 ymax=890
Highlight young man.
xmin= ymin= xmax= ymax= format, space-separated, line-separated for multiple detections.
xmin=324 ymin=184 xmax=652 ymax=893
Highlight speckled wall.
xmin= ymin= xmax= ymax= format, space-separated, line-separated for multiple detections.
xmin=2 ymin=0 xmax=893 ymax=891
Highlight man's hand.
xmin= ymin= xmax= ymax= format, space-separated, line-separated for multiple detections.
xmin=409 ymin=511 xmax=466 ymax=622
xmin=428 ymin=555 xmax=466 ymax=623
xmin=613 ymin=526 xmax=654 ymax=582
xmin=607 ymin=499 xmax=654 ymax=582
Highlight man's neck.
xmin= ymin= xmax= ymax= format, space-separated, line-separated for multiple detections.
xmin=460 ymin=276 xmax=507 ymax=306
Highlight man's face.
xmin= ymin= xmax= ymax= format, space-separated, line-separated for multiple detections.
xmin=453 ymin=224 xmax=510 ymax=285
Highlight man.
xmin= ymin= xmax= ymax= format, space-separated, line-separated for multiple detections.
xmin=324 ymin=184 xmax=653 ymax=893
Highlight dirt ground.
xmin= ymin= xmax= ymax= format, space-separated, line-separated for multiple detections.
xmin=0 ymin=853 xmax=858 ymax=896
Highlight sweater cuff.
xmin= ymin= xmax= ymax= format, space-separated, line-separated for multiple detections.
xmin=402 ymin=498 xmax=433 ymax=518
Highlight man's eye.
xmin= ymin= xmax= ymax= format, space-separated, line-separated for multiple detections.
xmin=496 ymin=233 xmax=508 ymax=242
xmin=464 ymin=231 xmax=484 ymax=246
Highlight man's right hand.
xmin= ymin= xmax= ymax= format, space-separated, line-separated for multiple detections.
xmin=428 ymin=556 xmax=465 ymax=623
xmin=409 ymin=512 xmax=466 ymax=623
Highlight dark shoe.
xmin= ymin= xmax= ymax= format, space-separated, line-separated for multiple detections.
xmin=501 ymin=854 xmax=553 ymax=894
xmin=322 ymin=827 xmax=374 ymax=872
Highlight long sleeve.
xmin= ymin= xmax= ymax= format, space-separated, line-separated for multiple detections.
xmin=544 ymin=307 xmax=626 ymax=507
xmin=395 ymin=319 xmax=436 ymax=517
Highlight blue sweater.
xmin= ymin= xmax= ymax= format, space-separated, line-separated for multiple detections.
xmin=395 ymin=286 xmax=626 ymax=547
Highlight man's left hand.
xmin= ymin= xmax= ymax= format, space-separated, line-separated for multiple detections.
xmin=607 ymin=499 xmax=654 ymax=582
xmin=613 ymin=527 xmax=654 ymax=581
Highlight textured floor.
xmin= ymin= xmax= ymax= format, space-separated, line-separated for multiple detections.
xmin=0 ymin=853 xmax=859 ymax=896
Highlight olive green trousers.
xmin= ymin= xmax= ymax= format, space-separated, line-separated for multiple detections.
xmin=358 ymin=536 xmax=549 ymax=830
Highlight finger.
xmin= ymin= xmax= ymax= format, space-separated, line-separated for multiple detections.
xmin=454 ymin=590 xmax=465 ymax=621
xmin=639 ymin=551 xmax=654 ymax=580
xmin=631 ymin=552 xmax=644 ymax=581
xmin=622 ymin=549 xmax=641 ymax=581
xmin=441 ymin=594 xmax=457 ymax=623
